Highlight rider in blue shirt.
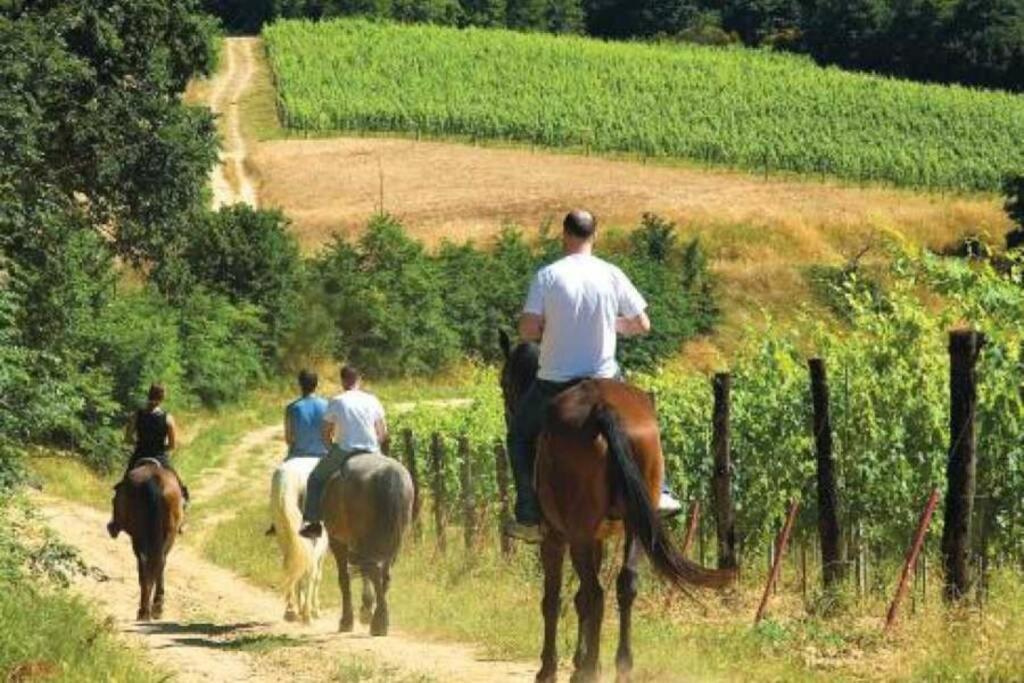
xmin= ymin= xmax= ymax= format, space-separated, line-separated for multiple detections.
xmin=285 ymin=370 xmax=329 ymax=460
xmin=266 ymin=370 xmax=328 ymax=536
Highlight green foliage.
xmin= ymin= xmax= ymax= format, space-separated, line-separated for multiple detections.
xmin=178 ymin=290 xmax=267 ymax=406
xmin=157 ymin=205 xmax=303 ymax=360
xmin=85 ymin=289 xmax=185 ymax=411
xmin=390 ymin=251 xmax=1024 ymax=558
xmin=314 ymin=214 xmax=460 ymax=376
xmin=0 ymin=0 xmax=271 ymax=474
xmin=617 ymin=216 xmax=719 ymax=370
xmin=310 ymin=214 xmax=716 ymax=375
xmin=266 ymin=18 xmax=1024 ymax=191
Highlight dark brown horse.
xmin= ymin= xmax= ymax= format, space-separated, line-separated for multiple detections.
xmin=110 ymin=462 xmax=184 ymax=621
xmin=500 ymin=334 xmax=736 ymax=682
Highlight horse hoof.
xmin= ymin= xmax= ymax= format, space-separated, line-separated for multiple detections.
xmin=339 ymin=619 xmax=354 ymax=633
xmin=136 ymin=611 xmax=151 ymax=622
xmin=284 ymin=610 xmax=299 ymax=623
xmin=569 ymin=670 xmax=598 ymax=683
xmin=535 ymin=668 xmax=557 ymax=683
xmin=370 ymin=613 xmax=388 ymax=637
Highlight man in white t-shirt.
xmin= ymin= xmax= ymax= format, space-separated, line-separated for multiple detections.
xmin=505 ymin=210 xmax=683 ymax=543
xmin=300 ymin=365 xmax=388 ymax=539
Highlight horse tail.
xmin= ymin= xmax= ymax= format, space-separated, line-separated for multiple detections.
xmin=141 ymin=475 xmax=168 ymax=561
xmin=359 ymin=463 xmax=412 ymax=563
xmin=271 ymin=466 xmax=312 ymax=586
xmin=596 ymin=405 xmax=734 ymax=590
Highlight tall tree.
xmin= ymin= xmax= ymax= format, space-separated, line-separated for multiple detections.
xmin=945 ymin=0 xmax=1024 ymax=90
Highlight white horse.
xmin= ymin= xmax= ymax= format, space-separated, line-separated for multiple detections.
xmin=270 ymin=457 xmax=328 ymax=623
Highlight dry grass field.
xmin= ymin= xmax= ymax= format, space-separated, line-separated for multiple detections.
xmin=231 ymin=38 xmax=1009 ymax=353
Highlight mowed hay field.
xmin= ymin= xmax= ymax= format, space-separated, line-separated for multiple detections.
xmin=235 ymin=33 xmax=1009 ymax=344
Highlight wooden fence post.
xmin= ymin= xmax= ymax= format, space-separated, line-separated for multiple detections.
xmin=402 ymin=429 xmax=422 ymax=542
xmin=755 ymin=500 xmax=800 ymax=624
xmin=809 ymin=358 xmax=843 ymax=589
xmin=942 ymin=330 xmax=985 ymax=602
xmin=459 ymin=436 xmax=476 ymax=550
xmin=494 ymin=441 xmax=513 ymax=557
xmin=885 ymin=488 xmax=941 ymax=631
xmin=430 ymin=433 xmax=447 ymax=554
xmin=680 ymin=500 xmax=701 ymax=558
xmin=711 ymin=373 xmax=737 ymax=570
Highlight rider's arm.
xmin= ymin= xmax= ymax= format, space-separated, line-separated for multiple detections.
xmin=519 ymin=270 xmax=545 ymax=342
xmin=616 ymin=311 xmax=651 ymax=337
xmin=124 ymin=412 xmax=137 ymax=445
xmin=614 ymin=266 xmax=650 ymax=338
xmin=165 ymin=415 xmax=178 ymax=451
xmin=284 ymin=407 xmax=294 ymax=447
xmin=376 ymin=417 xmax=390 ymax=454
xmin=518 ymin=313 xmax=544 ymax=342
xmin=321 ymin=419 xmax=336 ymax=449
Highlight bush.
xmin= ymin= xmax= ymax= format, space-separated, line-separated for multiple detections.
xmin=311 ymin=213 xmax=717 ymax=375
xmin=314 ymin=214 xmax=460 ymax=376
xmin=618 ymin=214 xmax=719 ymax=370
xmin=85 ymin=289 xmax=185 ymax=410
xmin=158 ymin=205 xmax=303 ymax=361
xmin=178 ymin=290 xmax=267 ymax=406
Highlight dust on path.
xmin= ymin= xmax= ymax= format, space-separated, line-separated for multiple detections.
xmin=35 ymin=402 xmax=536 ymax=682
xmin=34 ymin=496 xmax=535 ymax=682
xmin=206 ymin=37 xmax=259 ymax=209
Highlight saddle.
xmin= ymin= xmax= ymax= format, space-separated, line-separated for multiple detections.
xmin=131 ymin=457 xmax=164 ymax=470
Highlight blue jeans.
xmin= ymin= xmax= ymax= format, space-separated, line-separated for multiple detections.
xmin=303 ymin=446 xmax=370 ymax=523
xmin=506 ymin=378 xmax=672 ymax=525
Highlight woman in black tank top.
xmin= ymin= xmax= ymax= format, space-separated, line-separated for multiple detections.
xmin=133 ymin=407 xmax=170 ymax=462
xmin=123 ymin=385 xmax=186 ymax=497
xmin=109 ymin=384 xmax=189 ymax=538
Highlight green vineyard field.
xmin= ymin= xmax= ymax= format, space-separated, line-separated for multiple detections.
xmin=265 ymin=18 xmax=1024 ymax=192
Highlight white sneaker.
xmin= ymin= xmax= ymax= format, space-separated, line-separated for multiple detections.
xmin=658 ymin=492 xmax=684 ymax=518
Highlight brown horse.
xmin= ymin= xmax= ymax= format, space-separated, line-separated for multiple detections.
xmin=321 ymin=452 xmax=414 ymax=636
xmin=110 ymin=462 xmax=183 ymax=621
xmin=500 ymin=334 xmax=736 ymax=682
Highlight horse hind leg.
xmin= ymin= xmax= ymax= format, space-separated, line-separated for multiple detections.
xmin=537 ymin=534 xmax=566 ymax=683
xmin=136 ymin=553 xmax=154 ymax=622
xmin=569 ymin=541 xmax=605 ymax=683
xmin=615 ymin=531 xmax=640 ymax=682
xmin=367 ymin=562 xmax=389 ymax=637
xmin=330 ymin=538 xmax=355 ymax=632
xmin=359 ymin=572 xmax=375 ymax=626
xmin=151 ymin=554 xmax=168 ymax=621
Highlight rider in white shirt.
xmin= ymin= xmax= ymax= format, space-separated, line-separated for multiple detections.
xmin=299 ymin=365 xmax=388 ymax=539
xmin=505 ymin=210 xmax=683 ymax=543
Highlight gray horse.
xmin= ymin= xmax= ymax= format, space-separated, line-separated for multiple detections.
xmin=321 ymin=452 xmax=414 ymax=636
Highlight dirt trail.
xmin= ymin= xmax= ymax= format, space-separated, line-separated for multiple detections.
xmin=37 ymin=414 xmax=534 ymax=682
xmin=207 ymin=37 xmax=259 ymax=209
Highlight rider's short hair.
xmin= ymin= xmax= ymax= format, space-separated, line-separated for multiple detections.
xmin=147 ymin=383 xmax=165 ymax=403
xmin=298 ymin=369 xmax=318 ymax=395
xmin=340 ymin=365 xmax=360 ymax=390
xmin=563 ymin=210 xmax=597 ymax=239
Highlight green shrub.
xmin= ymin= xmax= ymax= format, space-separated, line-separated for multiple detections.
xmin=311 ymin=214 xmax=717 ymax=375
xmin=314 ymin=214 xmax=460 ymax=376
xmin=178 ymin=289 xmax=266 ymax=406
xmin=158 ymin=205 xmax=303 ymax=360
xmin=85 ymin=288 xmax=185 ymax=410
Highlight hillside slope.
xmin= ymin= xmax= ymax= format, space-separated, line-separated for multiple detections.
xmin=265 ymin=19 xmax=1024 ymax=192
